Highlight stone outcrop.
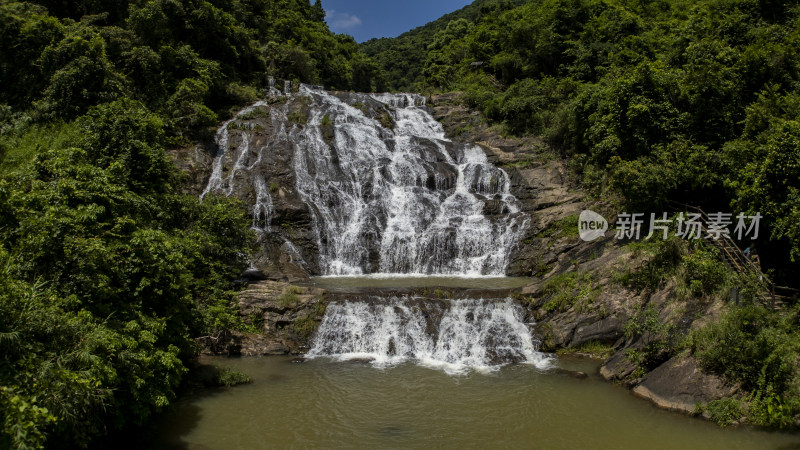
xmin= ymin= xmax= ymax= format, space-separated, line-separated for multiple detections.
xmin=631 ymin=354 xmax=737 ymax=414
xmin=199 ymin=281 xmax=327 ymax=356
xmin=170 ymin=97 xmax=321 ymax=280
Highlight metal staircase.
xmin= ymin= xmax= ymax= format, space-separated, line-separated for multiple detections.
xmin=669 ymin=203 xmax=798 ymax=309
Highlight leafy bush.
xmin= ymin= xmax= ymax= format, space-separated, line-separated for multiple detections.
xmin=541 ymin=272 xmax=598 ymax=312
xmin=624 ymin=305 xmax=676 ymax=375
xmin=693 ymin=305 xmax=800 ymax=428
xmin=213 ymin=367 xmax=251 ymax=388
xmin=693 ymin=306 xmax=800 ymax=395
xmin=0 ymin=101 xmax=254 ymax=447
xmin=700 ymin=397 xmax=743 ymax=427
xmin=682 ymin=246 xmax=729 ymax=297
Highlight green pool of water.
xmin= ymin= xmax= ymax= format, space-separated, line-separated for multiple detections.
xmin=155 ymin=356 xmax=800 ymax=449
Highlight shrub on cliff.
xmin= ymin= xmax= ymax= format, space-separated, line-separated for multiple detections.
xmin=693 ymin=305 xmax=800 ymax=428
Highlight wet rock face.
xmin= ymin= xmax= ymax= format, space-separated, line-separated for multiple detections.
xmin=200 ymin=281 xmax=328 ymax=356
xmin=178 ymin=90 xmax=592 ymax=281
xmin=193 ymin=87 xmax=528 ymax=278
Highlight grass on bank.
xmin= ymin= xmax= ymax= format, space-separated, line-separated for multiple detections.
xmin=541 ymin=271 xmax=599 ymax=313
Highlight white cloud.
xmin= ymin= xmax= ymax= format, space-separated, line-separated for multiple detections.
xmin=326 ymin=10 xmax=362 ymax=29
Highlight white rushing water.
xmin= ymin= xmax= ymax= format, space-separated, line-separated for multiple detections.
xmin=201 ymin=100 xmax=287 ymax=232
xmin=201 ymin=85 xmax=527 ymax=273
xmin=292 ymin=85 xmax=528 ymax=276
xmin=202 ymin=85 xmax=546 ymax=373
xmin=307 ymin=297 xmax=551 ymax=375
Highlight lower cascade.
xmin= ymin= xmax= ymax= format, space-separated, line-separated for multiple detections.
xmin=307 ymin=297 xmax=552 ymax=374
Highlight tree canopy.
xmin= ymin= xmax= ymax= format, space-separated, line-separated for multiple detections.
xmin=0 ymin=0 xmax=382 ymax=447
xmin=368 ymin=0 xmax=800 ymax=280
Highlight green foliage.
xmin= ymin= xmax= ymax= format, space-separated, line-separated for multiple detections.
xmin=682 ymin=246 xmax=730 ymax=297
xmin=276 ymin=285 xmax=303 ymax=307
xmin=290 ymin=316 xmax=318 ymax=340
xmin=536 ymin=214 xmax=580 ymax=239
xmin=617 ymin=236 xmax=684 ymax=290
xmin=0 ymin=0 xmax=381 ymax=141
xmin=285 ymin=285 xmax=304 ymax=295
xmin=693 ymin=306 xmax=800 ymax=395
xmin=288 ymin=111 xmax=307 ymax=125
xmin=76 ymin=98 xmax=171 ymax=192
xmin=362 ymin=0 xmax=526 ymax=92
xmin=624 ymin=305 xmax=671 ymax=339
xmin=541 ymin=271 xmax=599 ymax=312
xmin=624 ymin=304 xmax=676 ymax=375
xmin=0 ymin=98 xmax=254 ymax=447
xmin=693 ymin=305 xmax=800 ymax=428
xmin=0 ymin=121 xmax=81 ymax=175
xmin=728 ymin=120 xmax=800 ymax=262
xmin=747 ymin=386 xmax=800 ymax=429
xmin=699 ymin=397 xmax=744 ymax=427
xmin=212 ymin=367 xmax=251 ymax=388
xmin=378 ymin=112 xmax=395 ymax=130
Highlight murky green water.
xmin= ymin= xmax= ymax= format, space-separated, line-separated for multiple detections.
xmin=302 ymin=275 xmax=534 ymax=291
xmin=156 ymin=356 xmax=800 ymax=449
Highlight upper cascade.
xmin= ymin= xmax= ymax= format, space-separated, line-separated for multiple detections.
xmin=202 ymin=84 xmax=529 ymax=277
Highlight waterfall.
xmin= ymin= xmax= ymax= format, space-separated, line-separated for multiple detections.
xmin=307 ymin=297 xmax=551 ymax=375
xmin=201 ymin=100 xmax=281 ymax=232
xmin=202 ymin=84 xmax=546 ymax=373
xmin=201 ymin=85 xmax=527 ymax=274
xmin=291 ymin=85 xmax=528 ymax=276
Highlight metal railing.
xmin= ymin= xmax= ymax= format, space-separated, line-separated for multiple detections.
xmin=666 ymin=202 xmax=797 ymax=308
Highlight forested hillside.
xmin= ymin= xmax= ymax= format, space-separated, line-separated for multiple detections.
xmin=0 ymin=1 xmax=380 ymax=448
xmin=367 ymin=0 xmax=800 ymax=283
xmin=4 ymin=0 xmax=800 ymax=446
xmin=361 ymin=0 xmax=527 ymax=92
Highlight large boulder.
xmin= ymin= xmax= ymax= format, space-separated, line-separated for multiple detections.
xmin=632 ymin=354 xmax=737 ymax=413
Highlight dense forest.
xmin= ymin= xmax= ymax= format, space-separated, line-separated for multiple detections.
xmin=364 ymin=0 xmax=800 ymax=284
xmin=0 ymin=1 xmax=381 ymax=448
xmin=3 ymin=0 xmax=800 ymax=447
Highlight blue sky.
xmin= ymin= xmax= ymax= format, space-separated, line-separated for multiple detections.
xmin=322 ymin=0 xmax=474 ymax=43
